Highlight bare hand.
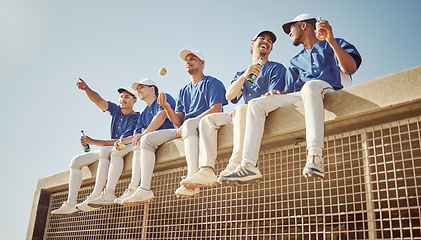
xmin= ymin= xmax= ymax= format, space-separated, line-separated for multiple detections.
xmin=132 ymin=133 xmax=142 ymax=146
xmin=176 ymin=127 xmax=182 ymax=139
xmin=114 ymin=139 xmax=123 ymax=151
xmin=262 ymin=90 xmax=282 ymax=97
xmin=157 ymin=92 xmax=171 ymax=109
xmin=77 ymin=78 xmax=89 ymax=91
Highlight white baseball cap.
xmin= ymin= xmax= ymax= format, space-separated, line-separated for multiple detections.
xmin=282 ymin=14 xmax=317 ymax=35
xmin=118 ymin=87 xmax=137 ymax=98
xmin=179 ymin=49 xmax=206 ymax=61
xmin=132 ymin=78 xmax=157 ymax=91
xmin=252 ymin=30 xmax=277 ymax=43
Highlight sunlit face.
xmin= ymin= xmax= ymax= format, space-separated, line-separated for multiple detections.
xmin=136 ymin=84 xmax=154 ymax=100
xmin=184 ymin=54 xmax=204 ymax=74
xmin=251 ymin=33 xmax=273 ymax=56
xmin=119 ymin=91 xmax=136 ymax=109
xmin=289 ymin=22 xmax=303 ymax=46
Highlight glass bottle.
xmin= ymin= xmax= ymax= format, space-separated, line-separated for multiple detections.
xmin=317 ymin=17 xmax=327 ymax=41
xmin=247 ymin=57 xmax=263 ymax=84
xmin=81 ymin=130 xmax=90 ymax=152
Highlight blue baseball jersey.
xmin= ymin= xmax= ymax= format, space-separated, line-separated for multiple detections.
xmin=106 ymin=101 xmax=139 ymax=139
xmin=231 ymin=61 xmax=287 ymax=104
xmin=134 ymin=93 xmax=176 ymax=134
xmin=175 ymin=76 xmax=228 ymax=120
xmin=285 ymin=38 xmax=362 ymax=92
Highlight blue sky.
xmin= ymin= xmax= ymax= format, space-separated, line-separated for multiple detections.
xmin=1 ymin=0 xmax=420 ymax=239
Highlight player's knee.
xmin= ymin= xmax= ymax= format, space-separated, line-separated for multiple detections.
xmin=234 ymin=104 xmax=248 ymax=112
xmin=140 ymin=134 xmax=158 ymax=152
xmin=98 ymin=146 xmax=112 ymax=159
xmin=199 ymin=114 xmax=215 ymax=129
xmin=69 ymin=156 xmax=85 ymax=170
xmin=110 ymin=149 xmax=123 ymax=159
xmin=248 ymin=98 xmax=261 ymax=110
xmin=233 ymin=104 xmax=248 ymax=118
xmin=301 ymin=80 xmax=322 ymax=94
xmin=182 ymin=118 xmax=199 ymax=139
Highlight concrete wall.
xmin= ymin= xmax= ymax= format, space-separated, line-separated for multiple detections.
xmin=27 ymin=66 xmax=421 ymax=239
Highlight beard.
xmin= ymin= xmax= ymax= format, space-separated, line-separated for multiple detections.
xmin=259 ymin=49 xmax=268 ymax=57
xmin=292 ymin=36 xmax=301 ymax=46
xmin=292 ymin=31 xmax=302 ymax=46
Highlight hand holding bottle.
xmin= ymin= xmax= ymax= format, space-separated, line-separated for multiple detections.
xmin=246 ymin=57 xmax=263 ymax=84
xmin=316 ymin=17 xmax=333 ymax=42
xmin=81 ymin=130 xmax=91 ymax=152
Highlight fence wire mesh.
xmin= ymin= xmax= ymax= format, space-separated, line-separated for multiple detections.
xmin=44 ymin=117 xmax=421 ymax=240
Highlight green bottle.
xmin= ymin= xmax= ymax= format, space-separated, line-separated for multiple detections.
xmin=81 ymin=130 xmax=90 ymax=152
xmin=247 ymin=57 xmax=263 ymax=84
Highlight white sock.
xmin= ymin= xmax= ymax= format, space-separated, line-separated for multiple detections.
xmin=67 ymin=169 xmax=82 ymax=204
xmin=242 ymin=158 xmax=257 ymax=167
xmin=308 ymin=146 xmax=323 ymax=156
xmin=91 ymin=158 xmax=110 ymax=198
xmin=184 ymin=135 xmax=199 ymax=178
xmin=129 ymin=149 xmax=141 ymax=188
xmin=140 ymin=150 xmax=155 ymax=190
xmin=105 ymin=157 xmax=124 ymax=190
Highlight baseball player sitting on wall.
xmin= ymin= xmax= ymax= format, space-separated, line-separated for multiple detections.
xmin=51 ymin=78 xmax=139 ymax=216
xmin=219 ymin=14 xmax=362 ymax=186
xmin=179 ymin=30 xmax=287 ymax=190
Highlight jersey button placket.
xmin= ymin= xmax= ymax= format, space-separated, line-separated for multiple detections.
xmin=311 ymin=52 xmax=317 ymax=74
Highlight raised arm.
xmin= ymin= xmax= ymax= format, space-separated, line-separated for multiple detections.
xmin=317 ymin=20 xmax=357 ymax=74
xmin=77 ymin=78 xmax=109 ymax=111
xmin=226 ymin=65 xmax=262 ymax=101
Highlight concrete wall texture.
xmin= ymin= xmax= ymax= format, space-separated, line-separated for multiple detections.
xmin=28 ymin=66 xmax=421 ymax=239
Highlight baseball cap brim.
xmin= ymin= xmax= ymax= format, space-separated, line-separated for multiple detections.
xmin=118 ymin=87 xmax=137 ymax=98
xmin=179 ymin=49 xmax=206 ymax=61
xmin=253 ymin=30 xmax=277 ymax=43
xmin=132 ymin=78 xmax=157 ymax=91
xmin=282 ymin=14 xmax=317 ymax=35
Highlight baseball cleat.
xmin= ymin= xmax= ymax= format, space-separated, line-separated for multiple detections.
xmin=121 ymin=188 xmax=155 ymax=206
xmin=175 ymin=186 xmax=200 ymax=198
xmin=180 ymin=167 xmax=218 ymax=189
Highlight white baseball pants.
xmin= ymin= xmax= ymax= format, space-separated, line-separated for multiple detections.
xmin=242 ymin=80 xmax=335 ymax=166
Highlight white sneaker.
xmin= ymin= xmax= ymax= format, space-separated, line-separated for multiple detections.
xmin=218 ymin=162 xmax=262 ymax=186
xmin=76 ymin=195 xmax=100 ymax=212
xmin=122 ymin=188 xmax=155 ymax=206
xmin=302 ymin=151 xmax=325 ymax=179
xmin=87 ymin=189 xmax=117 ymax=208
xmin=51 ymin=201 xmax=79 ymax=216
xmin=114 ymin=187 xmax=137 ymax=205
xmin=175 ymin=186 xmax=200 ymax=198
xmin=218 ymin=161 xmax=241 ymax=178
xmin=180 ymin=167 xmax=217 ymax=189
